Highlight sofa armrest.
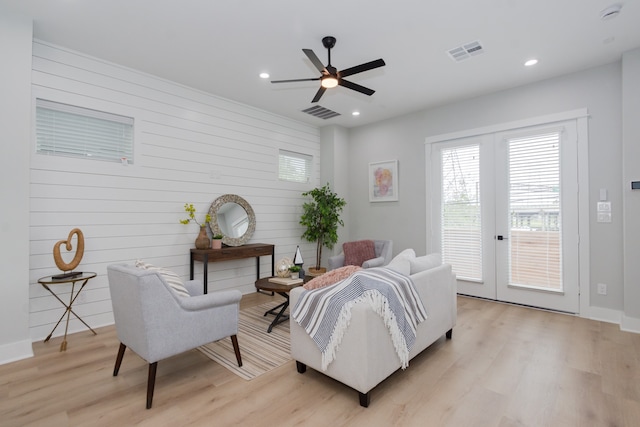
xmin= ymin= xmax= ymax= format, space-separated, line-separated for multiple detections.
xmin=328 ymin=253 xmax=345 ymax=271
xmin=362 ymin=256 xmax=384 ymax=268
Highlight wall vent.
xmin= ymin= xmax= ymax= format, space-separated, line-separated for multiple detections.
xmin=301 ymin=105 xmax=341 ymax=119
xmin=447 ymin=40 xmax=485 ymax=62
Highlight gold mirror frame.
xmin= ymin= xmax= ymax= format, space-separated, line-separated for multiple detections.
xmin=207 ymin=194 xmax=256 ymax=246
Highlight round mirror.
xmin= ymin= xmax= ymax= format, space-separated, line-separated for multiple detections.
xmin=208 ymin=194 xmax=255 ymax=246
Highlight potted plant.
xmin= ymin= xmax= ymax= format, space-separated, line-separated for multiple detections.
xmin=211 ymin=233 xmax=224 ymax=249
xmin=288 ymin=265 xmax=301 ymax=279
xmin=180 ymin=203 xmax=212 ymax=249
xmin=299 ymin=183 xmax=346 ymax=275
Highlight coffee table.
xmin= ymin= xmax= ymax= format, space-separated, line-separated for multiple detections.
xmin=255 ymin=277 xmax=307 ymax=333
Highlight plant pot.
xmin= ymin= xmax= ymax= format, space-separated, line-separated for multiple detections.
xmin=290 ymin=272 xmax=299 ymax=279
xmin=211 ymin=239 xmax=222 ymax=249
xmin=195 ymin=226 xmax=210 ymax=250
xmin=307 ymin=267 xmax=326 ymax=277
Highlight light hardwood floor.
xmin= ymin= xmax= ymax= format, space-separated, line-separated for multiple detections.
xmin=2 ymin=293 xmax=640 ymax=427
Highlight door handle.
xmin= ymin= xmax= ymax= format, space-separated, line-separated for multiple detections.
xmin=496 ymin=235 xmax=508 ymax=240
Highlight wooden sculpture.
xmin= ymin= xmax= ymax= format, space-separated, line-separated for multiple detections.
xmin=53 ymin=228 xmax=85 ymax=274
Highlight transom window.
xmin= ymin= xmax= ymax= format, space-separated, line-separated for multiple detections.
xmin=36 ymin=99 xmax=134 ymax=163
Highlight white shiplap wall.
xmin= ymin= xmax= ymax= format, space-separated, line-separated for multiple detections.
xmin=28 ymin=41 xmax=321 ymax=341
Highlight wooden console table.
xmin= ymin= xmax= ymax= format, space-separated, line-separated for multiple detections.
xmin=190 ymin=243 xmax=275 ymax=293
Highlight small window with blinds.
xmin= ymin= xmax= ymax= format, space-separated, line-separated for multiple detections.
xmin=441 ymin=144 xmax=483 ymax=282
xmin=36 ymin=99 xmax=134 ymax=163
xmin=279 ymin=149 xmax=312 ymax=183
xmin=508 ymin=131 xmax=562 ymax=290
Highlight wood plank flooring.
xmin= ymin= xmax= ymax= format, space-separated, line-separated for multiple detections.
xmin=1 ymin=294 xmax=639 ymax=426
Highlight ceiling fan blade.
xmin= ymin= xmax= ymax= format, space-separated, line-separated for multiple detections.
xmin=339 ymin=79 xmax=375 ymax=96
xmin=339 ymin=58 xmax=386 ymax=78
xmin=303 ymin=49 xmax=328 ymax=74
xmin=311 ymin=87 xmax=326 ymax=103
xmin=271 ymin=77 xmax=320 ymax=84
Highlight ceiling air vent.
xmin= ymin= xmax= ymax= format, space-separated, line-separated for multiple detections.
xmin=302 ymin=105 xmax=341 ymax=120
xmin=447 ymin=40 xmax=485 ymax=62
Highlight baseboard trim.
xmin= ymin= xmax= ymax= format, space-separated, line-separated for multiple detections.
xmin=0 ymin=339 xmax=34 ymax=365
xmin=584 ymin=306 xmax=640 ymax=334
xmin=621 ymin=314 xmax=640 ymax=334
xmin=584 ymin=305 xmax=621 ymax=325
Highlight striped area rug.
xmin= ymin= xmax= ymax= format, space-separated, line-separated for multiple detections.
xmin=198 ymin=302 xmax=291 ymax=380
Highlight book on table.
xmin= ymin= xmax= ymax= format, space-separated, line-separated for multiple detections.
xmin=268 ymin=277 xmax=303 ymax=286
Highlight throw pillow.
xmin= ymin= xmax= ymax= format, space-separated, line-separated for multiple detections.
xmin=385 ymin=248 xmax=416 ymax=276
xmin=135 ymin=260 xmax=190 ymax=297
xmin=409 ymin=253 xmax=442 ymax=275
xmin=343 ymin=240 xmax=376 ymax=267
xmin=304 ymin=265 xmax=362 ymax=290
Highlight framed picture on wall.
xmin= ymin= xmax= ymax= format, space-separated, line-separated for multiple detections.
xmin=369 ymin=160 xmax=398 ymax=202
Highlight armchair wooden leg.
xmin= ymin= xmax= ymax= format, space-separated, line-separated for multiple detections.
xmin=113 ymin=343 xmax=127 ymax=376
xmin=146 ymin=362 xmax=158 ymax=409
xmin=231 ymin=335 xmax=242 ymax=367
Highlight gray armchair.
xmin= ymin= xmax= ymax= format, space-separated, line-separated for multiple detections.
xmin=107 ymin=264 xmax=242 ymax=409
xmin=328 ymin=239 xmax=393 ymax=271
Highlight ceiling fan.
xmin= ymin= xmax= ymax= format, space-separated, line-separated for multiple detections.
xmin=271 ymin=36 xmax=386 ymax=103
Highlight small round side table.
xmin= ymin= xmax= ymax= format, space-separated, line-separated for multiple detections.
xmin=37 ymin=272 xmax=97 ymax=351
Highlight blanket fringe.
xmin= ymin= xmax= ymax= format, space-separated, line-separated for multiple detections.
xmin=321 ymin=290 xmax=410 ymax=371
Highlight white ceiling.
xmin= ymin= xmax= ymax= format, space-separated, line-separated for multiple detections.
xmin=3 ymin=0 xmax=640 ymax=128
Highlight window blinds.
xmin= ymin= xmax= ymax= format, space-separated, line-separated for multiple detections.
xmin=36 ymin=99 xmax=134 ymax=163
xmin=440 ymin=144 xmax=483 ymax=281
xmin=508 ymin=131 xmax=562 ymax=290
xmin=278 ymin=150 xmax=312 ymax=183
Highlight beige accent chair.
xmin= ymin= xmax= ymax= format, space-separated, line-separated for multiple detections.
xmin=328 ymin=239 xmax=393 ymax=270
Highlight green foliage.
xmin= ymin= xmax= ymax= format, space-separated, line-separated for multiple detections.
xmin=212 ymin=234 xmax=223 ymax=239
xmin=288 ymin=265 xmax=301 ymax=272
xmin=180 ymin=203 xmax=212 ymax=227
xmin=299 ymin=183 xmax=346 ymax=269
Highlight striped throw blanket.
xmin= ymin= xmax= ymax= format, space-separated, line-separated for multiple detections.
xmin=292 ymin=267 xmax=427 ymax=371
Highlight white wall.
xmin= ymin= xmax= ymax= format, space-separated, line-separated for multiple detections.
xmin=21 ymin=41 xmax=321 ymax=352
xmin=0 ymin=7 xmax=34 ymax=363
xmin=346 ymin=61 xmax=633 ymax=321
xmin=320 ymin=125 xmax=351 ymax=260
xmin=622 ymin=48 xmax=640 ymax=328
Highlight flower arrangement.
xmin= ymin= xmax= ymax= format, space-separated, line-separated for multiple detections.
xmin=179 ymin=203 xmax=211 ymax=227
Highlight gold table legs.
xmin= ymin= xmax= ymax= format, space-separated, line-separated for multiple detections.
xmin=41 ymin=278 xmax=97 ymax=351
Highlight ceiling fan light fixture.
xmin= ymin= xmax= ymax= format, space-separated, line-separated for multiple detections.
xmin=321 ymin=76 xmax=339 ymax=88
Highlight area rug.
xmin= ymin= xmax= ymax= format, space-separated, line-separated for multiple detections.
xmin=198 ymin=302 xmax=291 ymax=380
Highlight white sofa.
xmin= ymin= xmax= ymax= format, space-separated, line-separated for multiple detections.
xmin=290 ymin=252 xmax=456 ymax=407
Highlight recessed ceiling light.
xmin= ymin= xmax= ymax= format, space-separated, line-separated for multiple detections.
xmin=259 ymin=72 xmax=270 ymax=79
xmin=524 ymin=59 xmax=538 ymax=67
xmin=352 ymin=111 xmax=360 ymax=116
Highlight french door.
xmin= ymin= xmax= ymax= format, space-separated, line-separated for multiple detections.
xmin=429 ymin=121 xmax=580 ymax=313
